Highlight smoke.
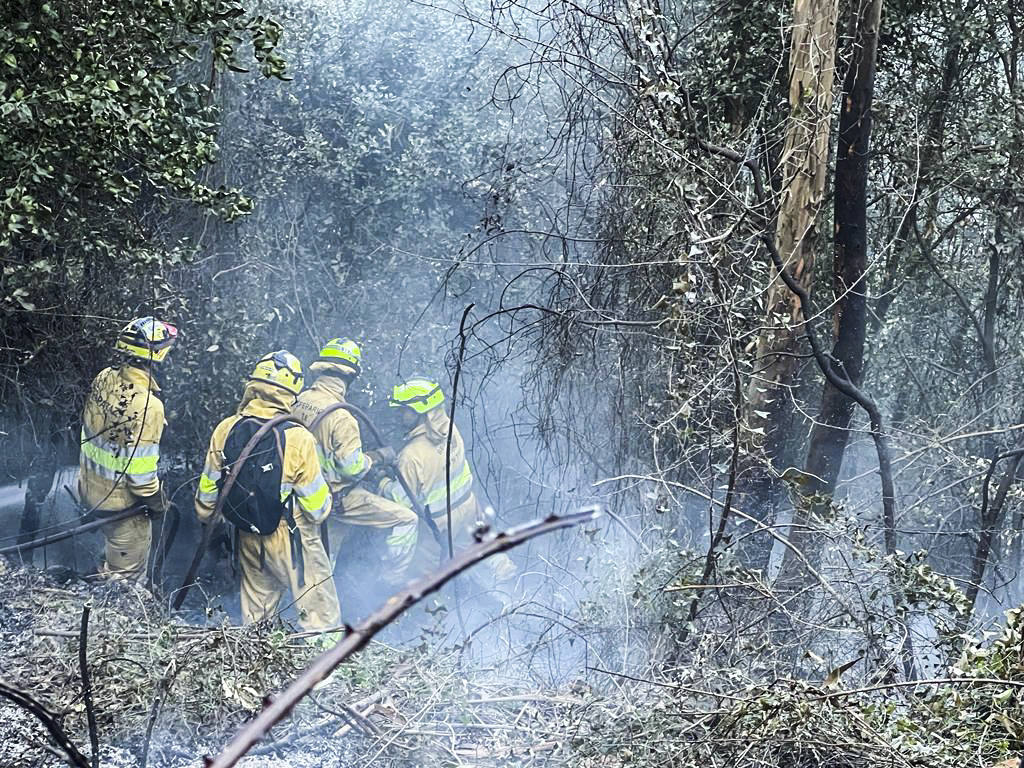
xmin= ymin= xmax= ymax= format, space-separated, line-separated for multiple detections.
xmin=0 ymin=9 xmax=666 ymax=767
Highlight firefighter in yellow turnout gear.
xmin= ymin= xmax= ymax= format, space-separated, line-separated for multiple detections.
xmin=79 ymin=317 xmax=178 ymax=582
xmin=381 ymin=377 xmax=516 ymax=592
xmin=292 ymin=339 xmax=419 ymax=589
xmin=195 ymin=351 xmax=340 ymax=632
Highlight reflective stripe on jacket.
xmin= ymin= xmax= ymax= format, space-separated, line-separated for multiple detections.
xmin=79 ymin=365 xmax=164 ymax=512
xmin=194 ymin=381 xmax=332 ymax=526
xmin=292 ymin=375 xmax=372 ymax=493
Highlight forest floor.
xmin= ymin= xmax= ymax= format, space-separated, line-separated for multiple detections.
xmin=0 ymin=557 xmax=596 ymax=768
xmin=5 ymin=547 xmax=1016 ymax=768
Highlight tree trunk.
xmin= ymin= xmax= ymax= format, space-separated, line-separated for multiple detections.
xmin=961 ymin=452 xmax=1023 ymax=631
xmin=774 ymin=0 xmax=884 ymax=588
xmin=801 ymin=0 xmax=884 ymax=502
xmin=746 ymin=0 xmax=841 ymax=460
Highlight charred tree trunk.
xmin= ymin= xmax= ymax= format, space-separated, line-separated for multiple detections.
xmin=738 ymin=0 xmax=842 ymax=573
xmin=800 ymin=0 xmax=883 ymax=508
xmin=745 ymin=0 xmax=840 ymax=459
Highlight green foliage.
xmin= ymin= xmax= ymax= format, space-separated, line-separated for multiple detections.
xmin=0 ymin=0 xmax=287 ymax=472
xmin=0 ymin=0 xmax=286 ymax=255
xmin=566 ymin=603 xmax=1024 ymax=768
xmin=146 ymin=0 xmax=556 ymax=461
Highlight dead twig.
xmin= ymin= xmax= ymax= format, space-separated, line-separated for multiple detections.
xmin=685 ymin=311 xmax=742 ymax=629
xmin=140 ymin=664 xmax=178 ymax=768
xmin=78 ymin=605 xmax=99 ymax=768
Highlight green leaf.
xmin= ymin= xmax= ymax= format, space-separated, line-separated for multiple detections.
xmin=105 ymin=79 xmax=119 ymax=92
xmin=2 ymin=53 xmax=16 ymax=68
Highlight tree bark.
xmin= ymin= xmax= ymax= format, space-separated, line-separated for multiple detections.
xmin=801 ymin=0 xmax=884 ymax=504
xmin=746 ymin=0 xmax=841 ymax=459
xmin=957 ymin=449 xmax=1024 ymax=638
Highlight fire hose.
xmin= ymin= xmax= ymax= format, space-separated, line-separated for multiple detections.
xmin=337 ymin=402 xmax=445 ymax=554
xmin=0 ymin=506 xmax=146 ymax=558
xmin=0 ymin=501 xmax=181 ymax=585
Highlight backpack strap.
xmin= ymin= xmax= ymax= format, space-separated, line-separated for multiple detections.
xmin=307 ymin=402 xmax=349 ymax=434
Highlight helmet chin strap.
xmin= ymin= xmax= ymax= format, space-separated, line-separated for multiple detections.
xmin=119 ymin=353 xmax=153 ymax=371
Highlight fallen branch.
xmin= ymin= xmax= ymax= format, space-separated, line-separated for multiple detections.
xmin=454 ymin=739 xmax=560 ymax=759
xmin=140 ymin=665 xmax=178 ymax=768
xmin=0 ymin=681 xmax=91 ymax=768
xmin=204 ymin=509 xmax=600 ymax=768
xmin=810 ymin=676 xmax=1024 ymax=700
xmin=314 ymin=696 xmax=382 ymax=737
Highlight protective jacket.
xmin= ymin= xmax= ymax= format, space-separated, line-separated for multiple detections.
xmin=380 ymin=409 xmax=516 ymax=586
xmin=292 ymin=369 xmax=418 ymax=585
xmin=195 ymin=381 xmax=339 ymax=631
xmin=292 ymin=372 xmax=374 ymax=493
xmin=80 ymin=365 xmax=164 ymax=512
xmin=79 ymin=364 xmax=165 ymax=581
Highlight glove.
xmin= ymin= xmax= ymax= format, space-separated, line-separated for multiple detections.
xmin=366 ymin=446 xmax=397 ymax=468
xmin=138 ymin=486 xmax=169 ymax=517
xmin=363 ymin=462 xmax=390 ymax=487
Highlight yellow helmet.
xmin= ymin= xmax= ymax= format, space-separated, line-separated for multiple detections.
xmin=114 ymin=316 xmax=178 ymax=363
xmin=249 ymin=350 xmax=304 ymax=395
xmin=389 ymin=377 xmax=445 ymax=414
xmin=316 ymin=338 xmax=362 ymax=375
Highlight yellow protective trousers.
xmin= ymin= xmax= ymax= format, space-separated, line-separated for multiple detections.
xmin=410 ymin=496 xmax=517 ymax=587
xmin=238 ymin=517 xmax=340 ymax=632
xmin=98 ymin=513 xmax=152 ymax=583
xmin=331 ymin=486 xmax=419 ymax=588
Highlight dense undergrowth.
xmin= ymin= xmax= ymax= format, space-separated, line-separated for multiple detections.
xmin=2 ymin=543 xmax=1024 ymax=768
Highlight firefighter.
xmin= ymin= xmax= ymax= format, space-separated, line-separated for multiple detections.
xmin=381 ymin=377 xmax=516 ymax=593
xmin=195 ymin=351 xmax=340 ymax=633
xmin=292 ymin=339 xmax=419 ymax=590
xmin=79 ymin=316 xmax=177 ymax=582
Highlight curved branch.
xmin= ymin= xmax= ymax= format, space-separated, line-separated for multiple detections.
xmin=760 ymin=233 xmax=897 ymax=554
xmin=446 ymin=303 xmax=475 ymax=560
xmin=0 ymin=681 xmax=91 ymax=768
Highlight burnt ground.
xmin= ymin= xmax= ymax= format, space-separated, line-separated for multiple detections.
xmin=0 ymin=556 xmax=592 ymax=768
xmin=0 ymin=478 xmax=594 ymax=767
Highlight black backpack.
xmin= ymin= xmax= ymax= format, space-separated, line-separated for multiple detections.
xmin=218 ymin=416 xmax=295 ymax=535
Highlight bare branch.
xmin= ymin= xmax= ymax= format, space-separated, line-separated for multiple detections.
xmin=78 ymin=606 xmax=99 ymax=768
xmin=0 ymin=681 xmax=91 ymax=768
